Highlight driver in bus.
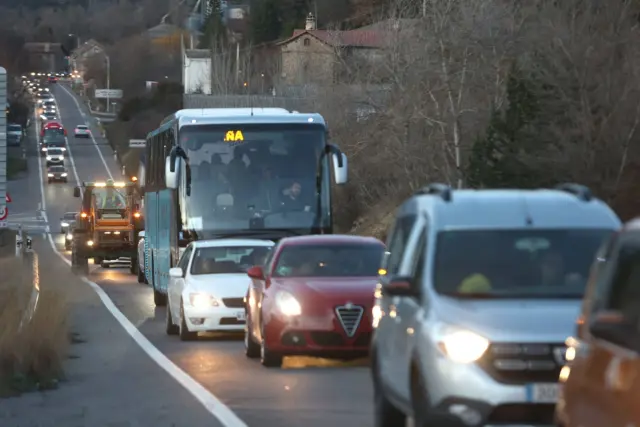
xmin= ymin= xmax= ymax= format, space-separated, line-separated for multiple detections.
xmin=280 ymin=181 xmax=311 ymax=212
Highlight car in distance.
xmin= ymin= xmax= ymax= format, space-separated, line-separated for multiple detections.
xmin=166 ymin=239 xmax=275 ymax=341
xmin=7 ymin=123 xmax=23 ymax=147
xmin=40 ymin=134 xmax=66 ymax=156
xmin=245 ymin=234 xmax=385 ymax=368
xmin=45 ymin=147 xmax=65 ymax=167
xmin=47 ymin=165 xmax=68 ymax=183
xmin=74 ymin=125 xmax=91 ymax=138
xmin=60 ymin=211 xmax=79 ymax=234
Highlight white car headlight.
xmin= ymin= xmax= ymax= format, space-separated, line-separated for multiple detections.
xmin=65 ymin=233 xmax=72 ymax=240
xmin=275 ymin=291 xmax=301 ymax=316
xmin=61 ymin=173 xmax=67 ymax=177
xmin=46 ymin=156 xmax=52 ymax=160
xmin=42 ymin=147 xmax=48 ymax=151
xmin=47 ymin=173 xmax=53 ymax=177
xmin=189 ymin=293 xmax=219 ymax=309
xmin=438 ymin=328 xmax=490 ymax=363
xmin=61 ymin=222 xmax=69 ymax=227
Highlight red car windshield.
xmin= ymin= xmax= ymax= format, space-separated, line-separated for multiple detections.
xmin=273 ymin=243 xmax=385 ymax=277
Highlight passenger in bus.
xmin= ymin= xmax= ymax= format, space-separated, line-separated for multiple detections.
xmin=248 ymin=166 xmax=280 ymax=211
xmin=226 ymin=150 xmax=248 ymax=197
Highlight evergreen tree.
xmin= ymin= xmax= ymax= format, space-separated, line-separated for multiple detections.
xmin=200 ymin=0 xmax=226 ymax=48
xmin=250 ymin=0 xmax=282 ymax=44
xmin=466 ymin=64 xmax=541 ymax=188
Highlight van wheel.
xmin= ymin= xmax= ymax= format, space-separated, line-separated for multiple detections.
xmin=372 ymin=351 xmax=406 ymax=427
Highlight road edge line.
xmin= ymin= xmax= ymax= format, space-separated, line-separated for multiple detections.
xmin=39 ymin=90 xmax=248 ymax=427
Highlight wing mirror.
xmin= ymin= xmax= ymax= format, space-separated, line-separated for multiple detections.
xmin=73 ymin=186 xmax=81 ymax=197
xmin=382 ymin=276 xmax=418 ymax=297
xmin=169 ymin=267 xmax=183 ymax=278
xmin=247 ymin=266 xmax=264 ymax=280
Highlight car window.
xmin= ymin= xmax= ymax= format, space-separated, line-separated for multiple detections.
xmin=409 ymin=227 xmax=427 ymax=295
xmin=433 ymin=228 xmax=613 ymax=298
xmin=77 ymin=126 xmax=88 ymax=129
xmin=272 ymin=243 xmax=385 ymax=277
xmin=383 ymin=215 xmax=417 ymax=276
xmin=64 ymin=213 xmax=76 ymax=219
xmin=190 ymin=246 xmax=272 ymax=275
xmin=177 ymin=246 xmax=193 ymax=272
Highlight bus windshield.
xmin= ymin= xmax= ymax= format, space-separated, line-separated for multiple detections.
xmin=179 ymin=123 xmax=330 ymax=232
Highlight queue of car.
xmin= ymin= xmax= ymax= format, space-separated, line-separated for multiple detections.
xmin=130 ymin=181 xmax=640 ymax=427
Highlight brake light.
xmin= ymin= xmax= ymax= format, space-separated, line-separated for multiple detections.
xmin=80 ymin=212 xmax=87 ymax=218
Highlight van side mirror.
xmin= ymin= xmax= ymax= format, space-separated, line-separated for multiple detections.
xmin=332 ymin=152 xmax=348 ymax=185
xmin=73 ymin=186 xmax=81 ymax=197
xmin=247 ymin=266 xmax=264 ymax=280
xmin=382 ymin=276 xmax=418 ymax=297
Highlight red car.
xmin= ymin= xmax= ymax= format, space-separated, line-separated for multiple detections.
xmin=41 ymin=121 xmax=66 ymax=137
xmin=48 ymin=76 xmax=57 ymax=83
xmin=244 ymin=234 xmax=385 ymax=367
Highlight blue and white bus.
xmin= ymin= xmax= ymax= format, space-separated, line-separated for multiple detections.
xmin=142 ymin=108 xmax=348 ymax=306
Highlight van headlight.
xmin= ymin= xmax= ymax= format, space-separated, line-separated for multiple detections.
xmin=438 ymin=328 xmax=489 ymax=363
xmin=275 ymin=291 xmax=301 ymax=316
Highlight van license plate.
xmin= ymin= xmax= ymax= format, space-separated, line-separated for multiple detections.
xmin=236 ymin=311 xmax=246 ymax=321
xmin=527 ymin=383 xmax=559 ymax=403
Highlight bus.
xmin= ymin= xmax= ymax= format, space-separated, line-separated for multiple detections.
xmin=142 ymin=108 xmax=348 ymax=306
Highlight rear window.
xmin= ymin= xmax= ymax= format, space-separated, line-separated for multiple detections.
xmin=433 ymin=228 xmax=613 ymax=299
xmin=190 ymin=246 xmax=273 ymax=275
xmin=273 ymin=243 xmax=385 ymax=277
xmin=8 ymin=125 xmax=21 ymax=131
xmin=77 ymin=126 xmax=88 ymax=129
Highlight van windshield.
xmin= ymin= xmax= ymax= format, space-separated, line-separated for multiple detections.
xmin=433 ymin=229 xmax=613 ymax=299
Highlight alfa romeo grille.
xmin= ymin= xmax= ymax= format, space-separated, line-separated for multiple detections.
xmin=335 ymin=305 xmax=364 ymax=337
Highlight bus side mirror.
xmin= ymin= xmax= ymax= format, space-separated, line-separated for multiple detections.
xmin=73 ymin=186 xmax=81 ymax=197
xmin=165 ymin=155 xmax=179 ymax=189
xmin=332 ymin=152 xmax=348 ymax=185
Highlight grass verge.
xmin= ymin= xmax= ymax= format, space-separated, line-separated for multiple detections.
xmin=0 ymin=256 xmax=68 ymax=397
xmin=7 ymin=155 xmax=28 ymax=180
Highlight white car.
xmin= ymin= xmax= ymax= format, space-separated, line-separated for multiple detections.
xmin=136 ymin=231 xmax=146 ymax=283
xmin=166 ymin=239 xmax=274 ymax=341
xmin=74 ymin=125 xmax=91 ymax=138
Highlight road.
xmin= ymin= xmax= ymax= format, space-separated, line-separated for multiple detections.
xmin=38 ymin=84 xmax=375 ymax=427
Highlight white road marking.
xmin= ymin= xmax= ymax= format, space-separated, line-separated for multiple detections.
xmin=36 ymin=93 xmax=248 ymax=427
xmin=57 ymin=84 xmax=113 ymax=180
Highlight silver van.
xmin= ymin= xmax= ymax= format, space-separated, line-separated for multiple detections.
xmin=370 ymin=183 xmax=621 ymax=427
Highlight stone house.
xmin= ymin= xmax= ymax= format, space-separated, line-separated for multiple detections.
xmin=276 ymin=13 xmax=384 ymax=86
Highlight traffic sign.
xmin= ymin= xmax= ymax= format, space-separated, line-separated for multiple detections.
xmin=0 ymin=206 xmax=8 ymax=221
xmin=95 ymin=89 xmax=123 ymax=99
xmin=0 ymin=221 xmax=6 ymax=228
xmin=129 ymin=139 xmax=146 ymax=148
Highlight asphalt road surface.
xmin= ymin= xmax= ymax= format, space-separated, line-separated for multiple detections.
xmin=36 ymin=84 xmax=375 ymax=427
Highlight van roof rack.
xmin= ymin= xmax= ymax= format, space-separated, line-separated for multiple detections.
xmin=554 ymin=183 xmax=593 ymax=201
xmin=415 ymin=183 xmax=452 ymax=202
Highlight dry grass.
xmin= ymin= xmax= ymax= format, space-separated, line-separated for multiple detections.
xmin=0 ymin=256 xmax=69 ymax=396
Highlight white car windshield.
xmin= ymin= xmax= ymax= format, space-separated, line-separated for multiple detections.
xmin=48 ymin=149 xmax=63 ymax=155
xmin=190 ymin=246 xmax=272 ymax=275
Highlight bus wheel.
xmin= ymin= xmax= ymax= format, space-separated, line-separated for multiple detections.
xmin=154 ymin=287 xmax=167 ymax=306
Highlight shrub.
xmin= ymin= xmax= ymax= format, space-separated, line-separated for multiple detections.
xmin=0 ymin=256 xmax=68 ymax=396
